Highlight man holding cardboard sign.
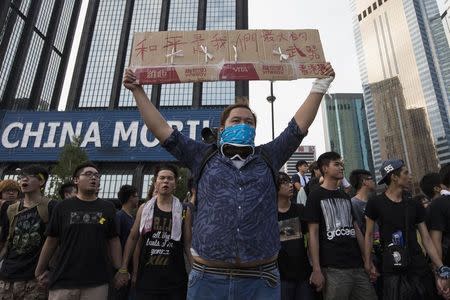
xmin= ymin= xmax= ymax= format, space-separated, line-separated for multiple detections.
xmin=119 ymin=29 xmax=334 ymax=300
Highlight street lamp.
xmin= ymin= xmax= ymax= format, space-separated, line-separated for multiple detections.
xmin=266 ymin=81 xmax=276 ymax=140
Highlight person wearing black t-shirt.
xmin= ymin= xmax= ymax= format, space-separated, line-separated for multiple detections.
xmin=304 ymin=152 xmax=376 ymax=300
xmin=277 ymin=172 xmax=313 ymax=300
xmin=35 ymin=162 xmax=122 ymax=300
xmin=0 ymin=165 xmax=54 ymax=300
xmin=428 ymin=164 xmax=450 ymax=299
xmin=115 ymin=164 xmax=191 ymax=300
xmin=364 ymin=159 xmax=450 ymax=300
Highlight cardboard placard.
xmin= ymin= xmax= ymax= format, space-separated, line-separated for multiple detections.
xmin=130 ymin=29 xmax=327 ymax=84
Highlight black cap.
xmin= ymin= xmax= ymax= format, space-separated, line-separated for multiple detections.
xmin=378 ymin=159 xmax=404 ymax=185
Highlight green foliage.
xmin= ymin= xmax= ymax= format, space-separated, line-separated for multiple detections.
xmin=47 ymin=136 xmax=89 ymax=200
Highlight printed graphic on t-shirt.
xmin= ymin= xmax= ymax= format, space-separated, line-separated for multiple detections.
xmin=11 ymin=210 xmax=42 ymax=254
xmin=70 ymin=211 xmax=104 ymax=224
xmin=145 ymin=216 xmax=173 ymax=266
xmin=320 ymin=198 xmax=355 ymax=240
xmin=279 ymin=218 xmax=302 ymax=242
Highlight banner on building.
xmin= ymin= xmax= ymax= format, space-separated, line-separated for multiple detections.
xmin=0 ymin=109 xmax=221 ymax=162
xmin=129 ymin=29 xmax=327 ymax=84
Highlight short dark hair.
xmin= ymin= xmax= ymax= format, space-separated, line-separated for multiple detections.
xmin=277 ymin=172 xmax=291 ymax=192
xmin=309 ymin=161 xmax=319 ymax=177
xmin=419 ymin=172 xmax=441 ymax=199
xmin=72 ymin=162 xmax=100 ymax=178
xmin=220 ymin=104 xmax=257 ymax=127
xmin=349 ymin=169 xmax=372 ymax=191
xmin=439 ymin=163 xmax=450 ymax=188
xmin=21 ymin=165 xmax=49 ymax=186
xmin=384 ymin=167 xmax=404 ymax=186
xmin=118 ymin=184 xmax=138 ymax=205
xmin=58 ymin=181 xmax=76 ymax=199
xmin=317 ymin=152 xmax=341 ymax=176
xmin=295 ymin=160 xmax=308 ymax=171
xmin=153 ymin=164 xmax=179 ymax=181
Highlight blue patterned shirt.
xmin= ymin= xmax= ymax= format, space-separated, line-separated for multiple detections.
xmin=162 ymin=118 xmax=306 ymax=263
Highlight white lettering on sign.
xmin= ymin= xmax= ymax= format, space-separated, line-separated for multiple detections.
xmin=113 ymin=121 xmax=139 ymax=147
xmin=1 ymin=122 xmax=23 ymax=148
xmin=0 ymin=120 xmax=212 ymax=149
xmin=21 ymin=122 xmax=45 ymax=148
xmin=80 ymin=122 xmax=101 ymax=147
xmin=60 ymin=122 xmax=83 ymax=147
xmin=43 ymin=122 xmax=61 ymax=148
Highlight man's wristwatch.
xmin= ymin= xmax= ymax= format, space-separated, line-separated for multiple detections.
xmin=436 ymin=265 xmax=450 ymax=279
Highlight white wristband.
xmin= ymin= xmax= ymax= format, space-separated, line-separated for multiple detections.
xmin=310 ymin=76 xmax=334 ymax=94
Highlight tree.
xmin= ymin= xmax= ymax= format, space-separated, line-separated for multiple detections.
xmin=47 ymin=136 xmax=89 ymax=200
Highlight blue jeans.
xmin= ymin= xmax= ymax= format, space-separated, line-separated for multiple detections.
xmin=281 ymin=279 xmax=315 ymax=300
xmin=187 ymin=267 xmax=281 ymax=300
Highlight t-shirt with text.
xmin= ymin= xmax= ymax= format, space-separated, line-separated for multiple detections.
xmin=0 ymin=200 xmax=56 ymax=280
xmin=303 ymin=186 xmax=363 ymax=269
xmin=46 ymin=197 xmax=118 ymax=289
xmin=136 ymin=203 xmax=187 ymax=293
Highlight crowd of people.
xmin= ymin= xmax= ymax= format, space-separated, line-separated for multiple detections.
xmin=0 ymin=63 xmax=448 ymax=300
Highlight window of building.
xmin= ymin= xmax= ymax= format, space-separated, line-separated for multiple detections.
xmin=373 ymin=3 xmax=377 ymax=10
xmin=358 ymin=14 xmax=362 ymax=21
xmin=363 ymin=10 xmax=367 ymax=18
xmin=378 ymin=0 xmax=383 ymax=5
xmin=368 ymin=6 xmax=372 ymax=14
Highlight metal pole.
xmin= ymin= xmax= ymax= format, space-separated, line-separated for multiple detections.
xmin=266 ymin=81 xmax=276 ymax=140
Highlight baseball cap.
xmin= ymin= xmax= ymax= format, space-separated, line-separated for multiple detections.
xmin=378 ymin=159 xmax=404 ymax=185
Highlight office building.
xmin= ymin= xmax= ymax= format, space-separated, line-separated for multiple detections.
xmin=350 ymin=0 xmax=450 ymax=190
xmin=322 ymin=93 xmax=375 ymax=177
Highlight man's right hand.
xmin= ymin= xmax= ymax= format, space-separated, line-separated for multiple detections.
xmin=309 ymin=269 xmax=325 ymax=291
xmin=123 ymin=69 xmax=143 ymax=92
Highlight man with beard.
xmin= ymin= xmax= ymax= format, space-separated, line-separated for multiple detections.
xmin=35 ymin=162 xmax=121 ymax=300
xmin=0 ymin=165 xmax=54 ymax=300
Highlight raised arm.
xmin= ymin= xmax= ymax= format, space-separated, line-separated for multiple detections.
xmin=123 ymin=69 xmax=173 ymax=143
xmin=294 ymin=63 xmax=335 ymax=133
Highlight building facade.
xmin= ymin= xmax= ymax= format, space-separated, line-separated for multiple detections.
xmin=322 ymin=93 xmax=375 ymax=178
xmin=283 ymin=146 xmax=316 ymax=177
xmin=443 ymin=0 xmax=450 ymax=46
xmin=350 ymin=0 xmax=450 ymax=190
xmin=67 ymin=0 xmax=248 ymax=109
xmin=1 ymin=0 xmax=248 ymax=200
xmin=0 ymin=0 xmax=81 ymax=110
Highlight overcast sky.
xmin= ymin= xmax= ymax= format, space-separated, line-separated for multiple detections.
xmin=60 ymin=0 xmax=447 ymax=157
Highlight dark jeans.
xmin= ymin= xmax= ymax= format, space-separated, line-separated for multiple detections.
xmin=281 ymin=279 xmax=315 ymax=300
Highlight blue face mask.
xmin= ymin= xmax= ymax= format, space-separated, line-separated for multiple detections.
xmin=219 ymin=123 xmax=256 ymax=147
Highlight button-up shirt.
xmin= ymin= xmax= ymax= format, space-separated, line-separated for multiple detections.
xmin=162 ymin=118 xmax=306 ymax=263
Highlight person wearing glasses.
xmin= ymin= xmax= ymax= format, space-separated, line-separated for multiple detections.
xmin=277 ymin=172 xmax=313 ymax=300
xmin=35 ymin=162 xmax=122 ymax=300
xmin=0 ymin=165 xmax=54 ymax=300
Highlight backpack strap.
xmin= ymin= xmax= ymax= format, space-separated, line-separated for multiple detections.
xmin=259 ymin=147 xmax=277 ymax=189
xmin=36 ymin=197 xmax=50 ymax=224
xmin=6 ymin=202 xmax=21 ymax=251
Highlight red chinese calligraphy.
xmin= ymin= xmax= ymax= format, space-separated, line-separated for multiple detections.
xmin=262 ymin=30 xmax=275 ymax=42
xmin=191 ymin=34 xmax=205 ymax=46
xmin=276 ymin=32 xmax=289 ymax=42
xmin=306 ymin=45 xmax=320 ymax=60
xmin=210 ymin=33 xmax=227 ymax=50
xmin=289 ymin=32 xmax=307 ymax=42
xmin=285 ymin=45 xmax=307 ymax=58
xmin=233 ymin=33 xmax=257 ymax=51
xmin=135 ymin=39 xmax=148 ymax=61
xmin=163 ymin=36 xmax=187 ymax=50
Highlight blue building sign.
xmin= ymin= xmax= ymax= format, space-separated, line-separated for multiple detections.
xmin=0 ymin=109 xmax=222 ymax=162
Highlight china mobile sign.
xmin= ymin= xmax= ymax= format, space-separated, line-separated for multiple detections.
xmin=0 ymin=109 xmax=221 ymax=161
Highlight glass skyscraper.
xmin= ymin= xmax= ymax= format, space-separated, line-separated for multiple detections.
xmin=67 ymin=0 xmax=248 ymax=109
xmin=350 ymin=0 xmax=450 ymax=190
xmin=322 ymin=93 xmax=375 ymax=178
xmin=0 ymin=0 xmax=81 ymax=110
